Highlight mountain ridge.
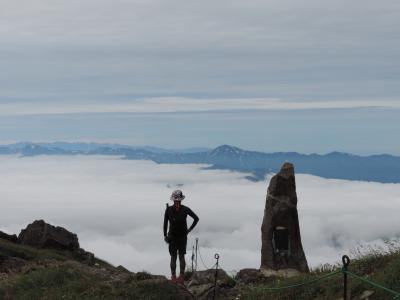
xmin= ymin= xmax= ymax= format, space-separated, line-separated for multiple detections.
xmin=1 ymin=142 xmax=400 ymax=183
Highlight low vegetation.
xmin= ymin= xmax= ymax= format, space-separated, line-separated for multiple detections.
xmin=0 ymin=239 xmax=186 ymax=300
xmin=1 ymin=238 xmax=400 ymax=299
xmin=238 ymin=240 xmax=400 ymax=300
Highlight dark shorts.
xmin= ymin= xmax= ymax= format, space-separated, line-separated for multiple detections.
xmin=168 ymin=236 xmax=187 ymax=256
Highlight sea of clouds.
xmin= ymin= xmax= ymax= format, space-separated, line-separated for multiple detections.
xmin=0 ymin=155 xmax=399 ymax=275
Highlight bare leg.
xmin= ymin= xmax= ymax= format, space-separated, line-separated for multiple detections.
xmin=170 ymin=254 xmax=177 ymax=276
xmin=179 ymin=254 xmax=186 ymax=276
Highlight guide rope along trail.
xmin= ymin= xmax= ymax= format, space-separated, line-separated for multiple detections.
xmin=199 ymin=246 xmax=400 ymax=299
xmin=197 ymin=245 xmax=215 ymax=270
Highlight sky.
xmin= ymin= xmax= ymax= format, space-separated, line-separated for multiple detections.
xmin=1 ymin=155 xmax=399 ymax=275
xmin=0 ymin=0 xmax=400 ymax=153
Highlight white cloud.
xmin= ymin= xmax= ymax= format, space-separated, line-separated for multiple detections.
xmin=0 ymin=97 xmax=399 ymax=116
xmin=0 ymin=155 xmax=399 ymax=275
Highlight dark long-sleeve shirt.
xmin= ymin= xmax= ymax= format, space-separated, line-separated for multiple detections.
xmin=164 ymin=205 xmax=199 ymax=238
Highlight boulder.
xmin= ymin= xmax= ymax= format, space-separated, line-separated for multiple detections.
xmin=18 ymin=220 xmax=79 ymax=251
xmin=261 ymin=162 xmax=309 ymax=275
xmin=0 ymin=231 xmax=18 ymax=243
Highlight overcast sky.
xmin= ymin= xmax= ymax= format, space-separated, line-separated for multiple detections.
xmin=1 ymin=156 xmax=399 ymax=275
xmin=0 ymin=0 xmax=399 ymax=153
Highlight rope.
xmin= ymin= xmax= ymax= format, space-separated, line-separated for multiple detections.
xmin=216 ymin=261 xmax=341 ymax=291
xmin=252 ymin=270 xmax=341 ymax=291
xmin=197 ymin=246 xmax=214 ymax=270
xmin=217 ymin=263 xmax=236 ymax=278
xmin=344 ymin=270 xmax=400 ymax=297
xmin=220 ymin=267 xmax=399 ymax=296
xmin=199 ymin=251 xmax=400 ymax=299
xmin=232 ymin=268 xmax=400 ymax=296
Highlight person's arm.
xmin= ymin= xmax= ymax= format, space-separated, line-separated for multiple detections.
xmin=163 ymin=207 xmax=168 ymax=237
xmin=187 ymin=208 xmax=199 ymax=233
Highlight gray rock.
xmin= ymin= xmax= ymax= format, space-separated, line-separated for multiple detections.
xmin=18 ymin=220 xmax=80 ymax=251
xmin=261 ymin=163 xmax=309 ymax=274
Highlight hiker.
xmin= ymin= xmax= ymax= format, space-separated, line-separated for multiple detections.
xmin=164 ymin=189 xmax=199 ymax=284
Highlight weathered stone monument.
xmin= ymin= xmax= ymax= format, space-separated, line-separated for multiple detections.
xmin=261 ymin=162 xmax=309 ymax=276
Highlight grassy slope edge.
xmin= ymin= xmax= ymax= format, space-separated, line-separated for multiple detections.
xmin=0 ymin=238 xmax=187 ymax=300
xmin=1 ymin=238 xmax=400 ymax=299
xmin=238 ymin=241 xmax=400 ymax=299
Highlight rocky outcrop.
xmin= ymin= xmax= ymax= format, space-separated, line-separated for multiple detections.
xmin=18 ymin=220 xmax=79 ymax=251
xmin=13 ymin=220 xmax=94 ymax=265
xmin=0 ymin=231 xmax=18 ymax=243
xmin=261 ymin=162 xmax=309 ymax=275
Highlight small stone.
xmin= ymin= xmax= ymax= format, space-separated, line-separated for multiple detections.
xmin=359 ymin=290 xmax=374 ymax=299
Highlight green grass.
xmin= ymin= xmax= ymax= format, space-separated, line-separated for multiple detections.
xmin=0 ymin=238 xmax=109 ymax=267
xmin=0 ymin=263 xmax=185 ymax=300
xmin=0 ymin=238 xmax=186 ymax=300
xmin=2 ymin=238 xmax=400 ymax=299
xmin=0 ymin=239 xmax=65 ymax=262
xmin=239 ymin=240 xmax=400 ymax=300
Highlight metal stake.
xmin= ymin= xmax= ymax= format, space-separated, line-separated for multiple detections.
xmin=213 ymin=253 xmax=220 ymax=300
xmin=191 ymin=245 xmax=195 ymax=272
xmin=195 ymin=238 xmax=199 ymax=271
xmin=342 ymin=255 xmax=350 ymax=300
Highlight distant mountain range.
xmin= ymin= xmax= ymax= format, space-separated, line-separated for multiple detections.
xmin=1 ymin=142 xmax=400 ymax=183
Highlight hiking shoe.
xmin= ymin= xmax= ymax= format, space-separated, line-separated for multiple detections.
xmin=170 ymin=275 xmax=177 ymax=284
xmin=177 ymin=275 xmax=184 ymax=284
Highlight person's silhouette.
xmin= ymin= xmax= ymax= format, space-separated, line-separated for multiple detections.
xmin=163 ymin=190 xmax=199 ymax=284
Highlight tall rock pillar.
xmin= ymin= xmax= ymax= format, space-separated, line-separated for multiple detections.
xmin=261 ymin=162 xmax=309 ymax=276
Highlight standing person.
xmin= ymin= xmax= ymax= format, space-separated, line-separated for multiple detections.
xmin=164 ymin=190 xmax=199 ymax=284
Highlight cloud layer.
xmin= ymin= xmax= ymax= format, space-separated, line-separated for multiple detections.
xmin=0 ymin=155 xmax=399 ymax=275
xmin=1 ymin=0 xmax=400 ymax=101
xmin=1 ymin=98 xmax=400 ymax=116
